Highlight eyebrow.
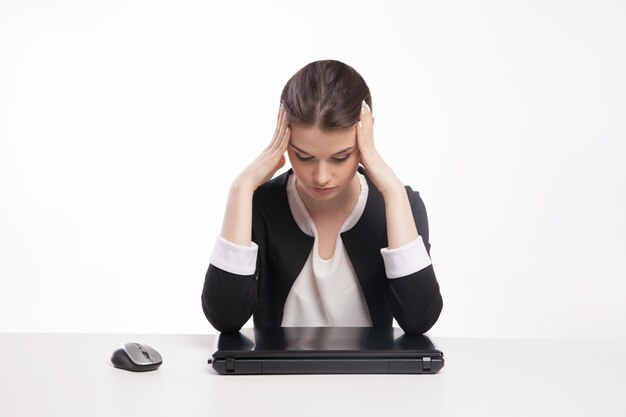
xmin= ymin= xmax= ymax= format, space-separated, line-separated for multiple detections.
xmin=289 ymin=144 xmax=355 ymax=156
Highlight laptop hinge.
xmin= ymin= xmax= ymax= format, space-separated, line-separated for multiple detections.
xmin=226 ymin=357 xmax=235 ymax=373
xmin=422 ymin=357 xmax=431 ymax=371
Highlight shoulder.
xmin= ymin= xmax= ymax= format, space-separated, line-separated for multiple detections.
xmin=401 ymin=184 xmax=431 ymax=243
xmin=253 ymin=169 xmax=291 ymax=200
xmin=402 ymin=184 xmax=428 ymax=214
xmin=360 ymin=166 xmax=425 ymax=207
xmin=403 ymin=184 xmax=422 ymax=201
xmin=258 ymin=169 xmax=291 ymax=190
xmin=251 ymin=169 xmax=292 ymax=220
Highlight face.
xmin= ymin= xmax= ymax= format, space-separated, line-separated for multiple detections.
xmin=287 ymin=124 xmax=361 ymax=203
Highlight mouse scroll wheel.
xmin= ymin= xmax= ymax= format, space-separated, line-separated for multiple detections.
xmin=138 ymin=346 xmax=150 ymax=359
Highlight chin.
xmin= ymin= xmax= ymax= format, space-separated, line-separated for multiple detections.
xmin=308 ymin=186 xmax=340 ymax=199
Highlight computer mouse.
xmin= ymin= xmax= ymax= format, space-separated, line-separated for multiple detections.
xmin=111 ymin=342 xmax=163 ymax=372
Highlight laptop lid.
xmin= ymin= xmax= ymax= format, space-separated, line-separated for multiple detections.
xmin=210 ymin=326 xmax=444 ymax=375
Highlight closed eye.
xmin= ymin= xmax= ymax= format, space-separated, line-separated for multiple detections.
xmin=295 ymin=154 xmax=350 ymax=163
xmin=333 ymin=155 xmax=350 ymax=163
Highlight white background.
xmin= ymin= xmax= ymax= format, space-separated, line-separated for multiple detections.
xmin=1 ymin=0 xmax=624 ymax=338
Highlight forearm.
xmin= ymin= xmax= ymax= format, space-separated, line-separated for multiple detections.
xmin=382 ymin=185 xmax=442 ymax=335
xmin=203 ymin=180 xmax=258 ymax=333
xmin=388 ymin=265 xmax=443 ymax=335
xmin=219 ymin=179 xmax=255 ymax=246
xmin=202 ymin=264 xmax=257 ymax=333
xmin=382 ymin=185 xmax=419 ymax=249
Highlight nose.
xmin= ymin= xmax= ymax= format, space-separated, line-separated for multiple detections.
xmin=313 ymin=161 xmax=331 ymax=187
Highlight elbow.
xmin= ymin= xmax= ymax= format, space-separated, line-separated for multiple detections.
xmin=201 ymin=294 xmax=246 ymax=334
xmin=201 ymin=265 xmax=258 ymax=333
xmin=400 ymin=294 xmax=443 ymax=336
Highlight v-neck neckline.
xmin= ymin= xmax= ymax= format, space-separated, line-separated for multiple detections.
xmin=286 ymin=172 xmax=369 ymax=239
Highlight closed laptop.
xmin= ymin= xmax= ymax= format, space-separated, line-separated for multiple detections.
xmin=210 ymin=326 xmax=444 ymax=375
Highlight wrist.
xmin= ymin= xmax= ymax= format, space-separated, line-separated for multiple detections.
xmin=380 ymin=182 xmax=406 ymax=200
xmin=363 ymin=153 xmax=403 ymax=197
xmin=231 ymin=176 xmax=257 ymax=194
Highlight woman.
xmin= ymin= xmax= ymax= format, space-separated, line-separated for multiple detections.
xmin=202 ymin=60 xmax=443 ymax=335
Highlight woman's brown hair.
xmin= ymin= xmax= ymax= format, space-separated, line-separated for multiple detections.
xmin=280 ymin=59 xmax=372 ymax=133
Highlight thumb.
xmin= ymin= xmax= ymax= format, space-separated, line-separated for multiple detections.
xmin=275 ymin=154 xmax=286 ymax=171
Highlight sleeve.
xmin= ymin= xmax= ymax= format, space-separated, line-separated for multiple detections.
xmin=380 ymin=235 xmax=432 ymax=279
xmin=209 ymin=234 xmax=258 ymax=276
xmin=386 ymin=187 xmax=443 ymax=335
xmin=200 ymin=198 xmax=264 ymax=334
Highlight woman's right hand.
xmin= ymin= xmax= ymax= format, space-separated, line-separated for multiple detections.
xmin=234 ymin=103 xmax=291 ymax=192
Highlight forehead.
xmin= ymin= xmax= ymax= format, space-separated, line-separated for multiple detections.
xmin=289 ymin=125 xmax=356 ymax=155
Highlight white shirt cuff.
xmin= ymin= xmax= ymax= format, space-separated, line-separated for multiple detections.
xmin=380 ymin=235 xmax=432 ymax=279
xmin=209 ymin=235 xmax=258 ymax=276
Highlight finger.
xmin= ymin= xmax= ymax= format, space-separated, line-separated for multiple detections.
xmin=359 ymin=102 xmax=374 ymax=141
xmin=270 ymin=116 xmax=289 ymax=154
xmin=268 ymin=108 xmax=287 ymax=151
xmin=355 ymin=119 xmax=363 ymax=149
xmin=273 ymin=105 xmax=286 ymax=137
xmin=275 ymin=108 xmax=285 ymax=135
xmin=356 ymin=117 xmax=373 ymax=155
xmin=272 ymin=154 xmax=286 ymax=174
xmin=361 ymin=100 xmax=373 ymax=123
xmin=280 ymin=124 xmax=291 ymax=153
xmin=275 ymin=121 xmax=290 ymax=155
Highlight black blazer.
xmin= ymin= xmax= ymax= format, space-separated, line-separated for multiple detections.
xmin=201 ymin=166 xmax=443 ymax=335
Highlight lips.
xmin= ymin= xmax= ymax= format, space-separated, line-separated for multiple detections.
xmin=313 ymin=186 xmax=335 ymax=193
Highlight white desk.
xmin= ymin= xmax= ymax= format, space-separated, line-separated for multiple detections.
xmin=0 ymin=333 xmax=624 ymax=417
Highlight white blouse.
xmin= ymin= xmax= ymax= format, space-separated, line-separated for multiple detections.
xmin=281 ymin=172 xmax=372 ymax=327
xmin=209 ymin=172 xmax=433 ymax=328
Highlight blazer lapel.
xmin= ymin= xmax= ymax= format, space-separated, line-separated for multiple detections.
xmin=265 ymin=166 xmax=392 ymax=328
xmin=341 ymin=166 xmax=392 ymax=327
xmin=258 ymin=169 xmax=314 ymax=325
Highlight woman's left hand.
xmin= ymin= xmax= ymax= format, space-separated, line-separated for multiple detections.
xmin=356 ymin=100 xmax=404 ymax=197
